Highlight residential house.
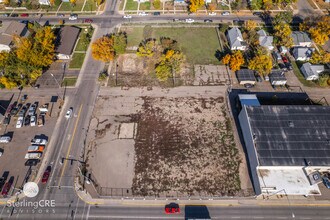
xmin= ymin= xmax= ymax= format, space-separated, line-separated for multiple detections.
xmin=257 ymin=30 xmax=273 ymax=50
xmin=236 ymin=69 xmax=256 ymax=85
xmin=0 ymin=21 xmax=28 ymax=52
xmin=55 ymin=26 xmax=80 ymax=60
xmin=39 ymin=0 xmax=50 ymax=5
xmin=269 ymin=69 xmax=287 ymax=86
xmin=292 ymin=47 xmax=314 ymax=61
xmin=227 ymin=27 xmax=247 ymax=51
xmin=300 ymin=62 xmax=324 ymax=81
xmin=291 ymin=31 xmax=312 ymax=47
xmin=279 ymin=46 xmax=288 ymax=54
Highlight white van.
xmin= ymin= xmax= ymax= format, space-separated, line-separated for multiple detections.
xmin=0 ymin=136 xmax=11 ymax=143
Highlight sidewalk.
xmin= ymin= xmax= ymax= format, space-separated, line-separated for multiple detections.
xmin=74 ymin=181 xmax=330 ymax=207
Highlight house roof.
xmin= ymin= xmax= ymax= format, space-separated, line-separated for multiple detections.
xmin=293 ymin=47 xmax=313 ymax=59
xmin=245 ymin=105 xmax=330 ymax=166
xmin=269 ymin=69 xmax=286 ymax=81
xmin=301 ymin=62 xmax=324 ymax=77
xmin=0 ymin=21 xmax=27 ymax=46
xmin=257 ymin=30 xmax=273 ymax=48
xmin=236 ymin=69 xmax=255 ymax=82
xmin=227 ymin=27 xmax=245 ymax=48
xmin=55 ymin=26 xmax=80 ymax=56
xmin=291 ymin=31 xmax=311 ymax=45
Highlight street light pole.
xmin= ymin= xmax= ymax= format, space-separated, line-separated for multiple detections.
xmin=50 ymin=73 xmax=65 ymax=101
xmin=266 ymin=189 xmax=295 ymax=219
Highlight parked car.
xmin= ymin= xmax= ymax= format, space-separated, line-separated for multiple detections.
xmin=21 ymin=94 xmax=27 ymax=103
xmin=11 ymin=14 xmax=19 ymax=17
xmin=273 ymin=51 xmax=281 ymax=60
xmin=3 ymin=115 xmax=10 ymax=125
xmin=285 ymin=62 xmax=293 ymax=70
xmin=0 ymin=149 xmax=3 ymax=157
xmin=123 ymin=14 xmax=132 ymax=19
xmin=16 ymin=117 xmax=24 ymax=128
xmin=25 ymin=159 xmax=40 ymax=167
xmin=0 ymin=136 xmax=11 ymax=143
xmin=185 ymin=18 xmax=194 ymax=23
xmin=208 ymin=12 xmax=216 ymax=16
xmin=65 ymin=108 xmax=73 ymax=119
xmin=153 ymin=12 xmax=161 ymax=16
xmin=0 ymin=172 xmax=9 ymax=192
xmin=278 ymin=63 xmax=288 ymax=71
xmin=24 ymin=115 xmax=30 ymax=126
xmin=31 ymin=137 xmax=48 ymax=145
xmin=1 ymin=176 xmax=14 ymax=197
xmin=84 ymin=19 xmax=93 ymax=23
xmin=221 ymin=11 xmax=230 ymax=16
xmin=38 ymin=115 xmax=44 ymax=127
xmin=253 ymin=12 xmax=262 ymax=16
xmin=57 ymin=13 xmax=65 ymax=17
xmin=173 ymin=18 xmax=179 ymax=22
xmin=30 ymin=115 xmax=36 ymax=126
xmin=244 ymin=83 xmax=254 ymax=88
xmin=69 ymin=14 xmax=78 ymax=20
xmin=323 ymin=177 xmax=330 ymax=189
xmin=6 ymin=104 xmax=14 ymax=114
xmin=264 ymin=75 xmax=270 ymax=81
xmin=28 ymin=104 xmax=37 ymax=116
xmin=2 ymin=13 xmax=9 ymax=17
xmin=20 ymin=13 xmax=29 ymax=17
xmin=42 ymin=166 xmax=51 ymax=184
xmin=138 ymin=12 xmax=148 ymax=16
xmin=282 ymin=56 xmax=288 ymax=63
xmin=204 ymin=19 xmax=213 ymax=23
xmin=256 ymin=75 xmax=263 ymax=82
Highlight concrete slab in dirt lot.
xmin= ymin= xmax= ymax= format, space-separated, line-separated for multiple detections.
xmin=118 ymin=123 xmax=136 ymax=139
xmin=0 ymin=91 xmax=61 ymax=196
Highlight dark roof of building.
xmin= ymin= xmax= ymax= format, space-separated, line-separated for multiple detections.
xmin=236 ymin=69 xmax=255 ymax=82
xmin=269 ymin=70 xmax=286 ymax=81
xmin=245 ymin=105 xmax=330 ymax=166
xmin=55 ymin=26 xmax=80 ymax=56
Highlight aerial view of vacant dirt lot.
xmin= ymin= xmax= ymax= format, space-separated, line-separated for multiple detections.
xmin=86 ymin=86 xmax=252 ymax=197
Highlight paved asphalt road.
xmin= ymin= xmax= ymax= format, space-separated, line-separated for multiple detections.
xmin=0 ymin=1 xmax=328 ymax=219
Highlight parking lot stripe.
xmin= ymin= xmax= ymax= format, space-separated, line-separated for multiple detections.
xmin=58 ymin=104 xmax=83 ymax=186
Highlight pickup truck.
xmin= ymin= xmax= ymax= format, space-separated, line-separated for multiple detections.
xmin=31 ymin=138 xmax=48 ymax=146
xmin=38 ymin=115 xmax=44 ymax=127
xmin=27 ymin=145 xmax=45 ymax=153
xmin=24 ymin=152 xmax=42 ymax=159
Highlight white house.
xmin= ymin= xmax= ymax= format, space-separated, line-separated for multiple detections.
xmin=39 ymin=0 xmax=50 ymax=5
xmin=300 ymin=62 xmax=324 ymax=81
xmin=257 ymin=30 xmax=273 ymax=50
xmin=55 ymin=26 xmax=80 ymax=60
xmin=291 ymin=31 xmax=312 ymax=47
xmin=227 ymin=27 xmax=247 ymax=51
xmin=292 ymin=47 xmax=314 ymax=61
xmin=0 ymin=21 xmax=28 ymax=52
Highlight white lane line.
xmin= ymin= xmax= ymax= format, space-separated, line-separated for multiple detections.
xmin=85 ymin=204 xmax=90 ymax=220
xmin=81 ymin=200 xmax=86 ymax=220
xmin=73 ymin=198 xmax=80 ymax=220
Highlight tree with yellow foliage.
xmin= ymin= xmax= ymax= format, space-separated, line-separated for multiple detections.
xmin=155 ymin=49 xmax=184 ymax=81
xmin=207 ymin=3 xmax=216 ymax=11
xmin=300 ymin=16 xmax=330 ymax=45
xmin=245 ymin=20 xmax=257 ymax=32
xmin=229 ymin=51 xmax=244 ymax=72
xmin=0 ymin=76 xmax=17 ymax=89
xmin=91 ymin=36 xmax=115 ymax=62
xmin=136 ymin=39 xmax=156 ymax=57
xmin=189 ymin=0 xmax=204 ymax=13
xmin=262 ymin=0 xmax=272 ymax=10
xmin=248 ymin=54 xmax=272 ymax=76
xmin=274 ymin=23 xmax=293 ymax=48
xmin=221 ymin=54 xmax=231 ymax=65
xmin=310 ymin=50 xmax=330 ymax=64
xmin=70 ymin=0 xmax=77 ymax=6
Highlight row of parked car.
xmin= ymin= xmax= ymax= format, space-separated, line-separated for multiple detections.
xmin=24 ymin=137 xmax=48 ymax=160
xmin=272 ymin=51 xmax=293 ymax=72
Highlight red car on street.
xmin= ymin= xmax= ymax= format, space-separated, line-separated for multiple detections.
xmin=20 ymin=13 xmax=29 ymax=17
xmin=41 ymin=166 xmax=51 ymax=184
xmin=165 ymin=203 xmax=180 ymax=214
xmin=1 ymin=176 xmax=14 ymax=197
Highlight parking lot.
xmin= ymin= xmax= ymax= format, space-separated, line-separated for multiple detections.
xmin=0 ymin=90 xmax=61 ymax=197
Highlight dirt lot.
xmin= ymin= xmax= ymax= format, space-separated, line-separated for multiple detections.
xmin=86 ymin=86 xmax=252 ymax=197
xmin=0 ymin=91 xmax=61 ymax=197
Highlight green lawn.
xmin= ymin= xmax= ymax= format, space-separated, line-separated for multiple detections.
xmin=152 ymin=27 xmax=221 ymax=64
xmin=69 ymin=53 xmax=86 ymax=69
xmin=139 ymin=2 xmax=151 ymax=10
xmin=125 ymin=0 xmax=138 ymax=10
xmin=75 ymin=28 xmax=94 ymax=51
xmin=82 ymin=0 xmax=97 ymax=12
xmin=40 ymin=0 xmax=62 ymax=11
xmin=61 ymin=77 xmax=77 ymax=87
xmin=59 ymin=0 xmax=84 ymax=11
xmin=123 ymin=27 xmax=144 ymax=48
